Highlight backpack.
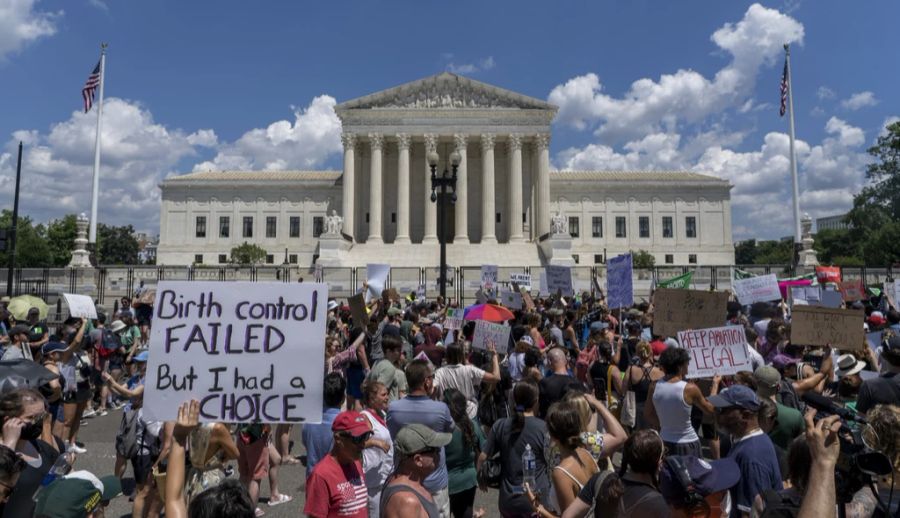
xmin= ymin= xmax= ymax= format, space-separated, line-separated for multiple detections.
xmin=776 ymin=379 xmax=806 ymax=413
xmin=116 ymin=408 xmax=141 ymax=459
xmin=96 ymin=328 xmax=120 ymax=359
xmin=759 ymin=489 xmax=801 ymax=517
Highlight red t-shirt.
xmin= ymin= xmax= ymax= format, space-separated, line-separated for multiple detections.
xmin=303 ymin=455 xmax=368 ymax=518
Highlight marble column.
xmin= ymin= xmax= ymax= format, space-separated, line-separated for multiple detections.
xmin=536 ymin=133 xmax=551 ymax=238
xmin=367 ymin=133 xmax=383 ymax=243
xmin=481 ymin=133 xmax=497 ymax=244
xmin=395 ymin=133 xmax=411 ymax=244
xmin=340 ymin=132 xmax=356 ymax=241
xmin=422 ymin=134 xmax=438 ymax=243
xmin=508 ymin=134 xmax=524 ymax=243
xmin=453 ymin=134 xmax=469 ymax=243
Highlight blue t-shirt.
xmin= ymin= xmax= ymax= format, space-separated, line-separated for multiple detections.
xmin=387 ymin=394 xmax=454 ymax=493
xmin=301 ymin=407 xmax=341 ymax=477
xmin=727 ymin=430 xmax=783 ymax=517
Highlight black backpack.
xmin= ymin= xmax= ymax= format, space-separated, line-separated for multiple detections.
xmin=759 ymin=489 xmax=801 ymax=517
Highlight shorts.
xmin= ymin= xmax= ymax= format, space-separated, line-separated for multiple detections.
xmin=62 ymin=383 xmax=92 ymax=404
xmin=48 ymin=400 xmax=62 ymax=422
xmin=132 ymin=454 xmax=154 ymax=485
xmin=346 ymin=365 xmax=365 ymax=400
xmin=237 ymin=438 xmax=269 ymax=481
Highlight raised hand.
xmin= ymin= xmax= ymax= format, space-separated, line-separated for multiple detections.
xmin=173 ymin=399 xmax=201 ymax=442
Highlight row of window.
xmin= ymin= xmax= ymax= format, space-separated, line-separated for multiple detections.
xmin=194 ymin=253 xmax=301 ymax=265
xmin=196 ymin=216 xmax=325 ymax=239
xmin=568 ymin=215 xmax=697 ymax=239
xmin=584 ymin=253 xmax=698 ymax=265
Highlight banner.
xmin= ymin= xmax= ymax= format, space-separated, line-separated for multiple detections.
xmin=733 ymin=274 xmax=782 ymax=305
xmin=545 ymin=265 xmax=574 ymax=296
xmin=658 ymin=271 xmax=693 ymax=290
xmin=445 ymin=308 xmax=465 ymax=330
xmin=62 ymin=293 xmax=98 ymax=319
xmin=677 ymin=326 xmax=751 ymax=378
xmin=366 ymin=263 xmax=390 ymax=302
xmin=509 ymin=273 xmax=532 ymax=291
xmin=471 ymin=320 xmax=511 ymax=354
xmin=838 ymin=279 xmax=865 ymax=302
xmin=481 ymin=265 xmax=499 ymax=298
xmin=653 ymin=288 xmax=730 ymax=338
xmin=143 ymin=281 xmax=327 ymax=423
xmin=606 ymin=253 xmax=634 ymax=309
xmin=778 ymin=279 xmax=811 ymax=300
xmin=815 ymin=266 xmax=842 ymax=285
xmin=790 ymin=306 xmax=865 ymax=350
xmin=732 ymin=268 xmax=756 ymax=281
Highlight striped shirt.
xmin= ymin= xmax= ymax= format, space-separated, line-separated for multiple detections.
xmin=304 ymin=455 xmax=368 ymax=518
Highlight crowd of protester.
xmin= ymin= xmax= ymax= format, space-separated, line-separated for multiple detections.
xmin=2 ymin=277 xmax=900 ymax=518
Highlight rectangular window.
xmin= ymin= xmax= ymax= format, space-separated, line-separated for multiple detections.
xmin=615 ymin=216 xmax=626 ymax=238
xmin=194 ymin=254 xmax=203 ymax=264
xmin=365 ymin=213 xmax=369 ymax=223
xmin=391 ymin=213 xmax=396 ymax=223
xmin=313 ymin=216 xmax=325 ymax=238
xmin=219 ymin=216 xmax=230 ymax=238
xmin=242 ymin=216 xmax=253 ymax=238
xmin=265 ymin=254 xmax=274 ymax=265
xmin=686 ymin=216 xmax=697 ymax=238
xmin=288 ymin=254 xmax=298 ymax=264
xmin=568 ymin=217 xmax=579 ymax=237
xmin=218 ymin=254 xmax=227 ymax=264
xmin=522 ymin=212 xmax=527 ymax=224
xmin=195 ymin=216 xmax=206 ymax=238
xmin=662 ymin=216 xmax=673 ymax=238
xmin=594 ymin=254 xmax=604 ymax=264
xmin=572 ymin=254 xmax=580 ymax=264
xmin=665 ymin=254 xmax=674 ymax=264
xmin=688 ymin=254 xmax=697 ymax=264
xmin=289 ymin=216 xmax=300 ymax=238
xmin=496 ymin=213 xmax=501 ymax=223
xmin=592 ymin=216 xmax=603 ymax=238
xmin=266 ymin=216 xmax=277 ymax=238
xmin=639 ymin=216 xmax=650 ymax=238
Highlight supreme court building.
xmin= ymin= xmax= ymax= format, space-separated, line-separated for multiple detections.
xmin=157 ymin=73 xmax=734 ymax=267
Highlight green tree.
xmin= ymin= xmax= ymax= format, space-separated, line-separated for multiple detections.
xmin=753 ymin=240 xmax=793 ymax=265
xmin=861 ymin=221 xmax=900 ymax=267
xmin=46 ymin=214 xmax=78 ymax=267
xmin=813 ymin=228 xmax=861 ymax=264
xmin=734 ymin=239 xmax=757 ymax=264
xmin=97 ymin=224 xmax=140 ymax=265
xmin=0 ymin=210 xmax=52 ymax=268
xmin=230 ymin=242 xmax=267 ymax=265
xmin=631 ymin=249 xmax=655 ymax=268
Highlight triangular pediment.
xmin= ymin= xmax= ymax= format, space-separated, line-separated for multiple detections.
xmin=335 ymin=72 xmax=558 ymax=111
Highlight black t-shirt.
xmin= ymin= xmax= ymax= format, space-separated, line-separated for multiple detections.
xmin=2 ymin=437 xmax=64 ymax=518
xmin=856 ymin=372 xmax=900 ymax=414
xmin=538 ymin=373 xmax=579 ymax=418
xmin=589 ymin=361 xmax=611 ymax=401
xmin=577 ymin=472 xmax=671 ymax=517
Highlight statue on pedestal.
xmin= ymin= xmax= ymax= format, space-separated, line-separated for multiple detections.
xmin=325 ymin=210 xmax=343 ymax=236
xmin=798 ymin=212 xmax=820 ymax=267
xmin=68 ymin=213 xmax=92 ymax=268
xmin=551 ymin=210 xmax=567 ymax=235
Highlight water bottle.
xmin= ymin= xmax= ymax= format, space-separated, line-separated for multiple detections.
xmin=522 ymin=444 xmax=536 ymax=489
xmin=32 ymin=454 xmax=72 ymax=501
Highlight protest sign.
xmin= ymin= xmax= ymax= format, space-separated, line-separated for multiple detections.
xmin=733 ymin=274 xmax=782 ymax=305
xmin=606 ymin=254 xmax=633 ymax=309
xmin=545 ymin=265 xmax=574 ymax=296
xmin=676 ymin=326 xmax=751 ymax=378
xmin=500 ymin=289 xmax=523 ymax=310
xmin=820 ymin=290 xmax=843 ymax=309
xmin=62 ymin=293 xmax=98 ymax=319
xmin=481 ymin=265 xmax=499 ymax=297
xmin=366 ymin=263 xmax=390 ymax=302
xmin=416 ymin=284 xmax=426 ymax=300
xmin=539 ymin=274 xmax=549 ymax=296
xmin=657 ymin=271 xmax=693 ymax=290
xmin=884 ymin=280 xmax=899 ymax=309
xmin=790 ymin=306 xmax=864 ymax=350
xmin=866 ymin=331 xmax=883 ymax=357
xmin=348 ymin=293 xmax=368 ymax=330
xmin=790 ymin=285 xmax=821 ymax=306
xmin=815 ymin=266 xmax=842 ymax=285
xmin=514 ymin=283 xmax=536 ymax=311
xmin=838 ymin=280 xmax=865 ymax=302
xmin=509 ymin=273 xmax=532 ymax=291
xmin=445 ymin=308 xmax=465 ymax=330
xmin=143 ymin=281 xmax=327 ymax=423
xmin=653 ymin=288 xmax=729 ymax=338
xmin=135 ymin=288 xmax=157 ymax=307
xmin=471 ymin=320 xmax=511 ymax=354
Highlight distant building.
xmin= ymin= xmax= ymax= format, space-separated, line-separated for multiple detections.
xmin=136 ymin=233 xmax=159 ymax=264
xmin=816 ymin=213 xmax=849 ymax=232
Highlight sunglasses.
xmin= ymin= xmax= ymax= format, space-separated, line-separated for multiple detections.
xmin=340 ymin=431 xmax=373 ymax=445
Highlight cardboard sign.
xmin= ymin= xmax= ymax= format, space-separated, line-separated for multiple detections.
xmin=62 ymin=293 xmax=98 ymax=319
xmin=481 ymin=265 xmax=499 ymax=297
xmin=790 ymin=306 xmax=865 ymax=350
xmin=838 ymin=280 xmax=865 ymax=302
xmin=546 ymin=265 xmax=574 ymax=296
xmin=471 ymin=320 xmax=511 ymax=354
xmin=606 ymin=254 xmax=634 ymax=309
xmin=135 ymin=288 xmax=157 ymax=307
xmin=733 ymin=274 xmax=782 ymax=305
xmin=653 ymin=288 xmax=729 ymax=338
xmin=509 ymin=273 xmax=532 ymax=291
xmin=387 ymin=288 xmax=400 ymax=302
xmin=143 ymin=281 xmax=327 ymax=423
xmin=816 ymin=266 xmax=842 ymax=285
xmin=348 ymin=293 xmax=369 ymax=330
xmin=445 ymin=308 xmax=465 ymax=330
xmin=677 ymin=326 xmax=751 ymax=378
xmin=500 ymin=289 xmax=523 ymax=310
xmin=366 ymin=263 xmax=390 ymax=302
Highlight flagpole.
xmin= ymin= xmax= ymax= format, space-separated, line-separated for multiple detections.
xmin=88 ymin=43 xmax=108 ymax=244
xmin=785 ymin=44 xmax=802 ymax=262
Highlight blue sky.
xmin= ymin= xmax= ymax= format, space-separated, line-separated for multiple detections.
xmin=1 ymin=0 xmax=897 ymax=239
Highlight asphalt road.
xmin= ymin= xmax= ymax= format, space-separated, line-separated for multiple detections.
xmin=74 ymin=409 xmax=505 ymax=517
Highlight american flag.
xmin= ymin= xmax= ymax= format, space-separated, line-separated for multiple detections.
xmin=779 ymin=58 xmax=789 ymax=117
xmin=82 ymin=60 xmax=101 ymax=112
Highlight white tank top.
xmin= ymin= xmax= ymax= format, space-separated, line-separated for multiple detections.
xmin=652 ymin=379 xmax=699 ymax=444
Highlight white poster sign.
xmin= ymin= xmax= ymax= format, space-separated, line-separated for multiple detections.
xmin=676 ymin=325 xmax=751 ymax=379
xmin=62 ymin=293 xmax=98 ymax=319
xmin=790 ymin=285 xmax=821 ymax=306
xmin=471 ymin=320 xmax=511 ymax=354
xmin=481 ymin=265 xmax=499 ymax=297
xmin=733 ymin=274 xmax=782 ymax=305
xmin=500 ymin=289 xmax=523 ymax=310
xmin=445 ymin=308 xmax=465 ymax=330
xmin=366 ymin=263 xmax=390 ymax=302
xmin=545 ymin=265 xmax=574 ymax=296
xmin=885 ymin=280 xmax=900 ymax=309
xmin=143 ymin=281 xmax=327 ymax=423
xmin=509 ymin=273 xmax=532 ymax=291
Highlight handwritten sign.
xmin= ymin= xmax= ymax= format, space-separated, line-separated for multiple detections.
xmin=509 ymin=273 xmax=532 ymax=291
xmin=606 ymin=254 xmax=634 ymax=309
xmin=838 ymin=280 xmax=865 ymax=302
xmin=545 ymin=265 xmax=574 ymax=296
xmin=732 ymin=274 xmax=782 ymax=305
xmin=481 ymin=265 xmax=498 ymax=298
xmin=790 ymin=286 xmax=820 ymax=306
xmin=445 ymin=308 xmax=465 ymax=330
xmin=790 ymin=306 xmax=865 ymax=351
xmin=62 ymin=293 xmax=98 ymax=319
xmin=143 ymin=281 xmax=327 ymax=423
xmin=366 ymin=263 xmax=390 ymax=302
xmin=500 ymin=289 xmax=523 ymax=310
xmin=677 ymin=326 xmax=751 ymax=378
xmin=471 ymin=320 xmax=511 ymax=354
xmin=653 ymin=288 xmax=729 ymax=338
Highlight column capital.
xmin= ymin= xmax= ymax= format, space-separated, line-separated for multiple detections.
xmin=423 ymin=133 xmax=438 ymax=153
xmin=481 ymin=133 xmax=495 ymax=151
xmin=368 ymin=133 xmax=384 ymax=150
xmin=396 ymin=133 xmax=411 ymax=150
xmin=536 ymin=133 xmax=551 ymax=150
xmin=508 ymin=133 xmax=523 ymax=151
xmin=341 ymin=132 xmax=356 ymax=149
xmin=453 ymin=133 xmax=468 ymax=151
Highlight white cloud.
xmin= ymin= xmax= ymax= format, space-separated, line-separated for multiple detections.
xmin=0 ymin=98 xmax=213 ymax=232
xmin=193 ymin=95 xmax=342 ymax=172
xmin=816 ymin=86 xmax=836 ymax=100
xmin=881 ymin=116 xmax=900 ymax=137
xmin=841 ymin=91 xmax=878 ymax=110
xmin=445 ymin=55 xmax=496 ymax=75
xmin=0 ymin=0 xmax=61 ymax=60
xmin=548 ymin=3 xmax=803 ymax=142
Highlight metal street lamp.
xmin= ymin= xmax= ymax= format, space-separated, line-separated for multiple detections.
xmin=428 ymin=149 xmax=459 ymax=300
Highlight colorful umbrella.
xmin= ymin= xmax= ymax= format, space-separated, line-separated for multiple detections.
xmin=463 ymin=303 xmax=514 ymax=323
xmin=7 ymin=294 xmax=49 ymax=321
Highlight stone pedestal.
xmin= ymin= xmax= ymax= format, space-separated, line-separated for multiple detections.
xmin=317 ymin=233 xmax=352 ymax=267
xmin=798 ymin=213 xmax=819 ymax=269
xmin=539 ymin=234 xmax=575 ymax=266
xmin=68 ymin=213 xmax=93 ymax=268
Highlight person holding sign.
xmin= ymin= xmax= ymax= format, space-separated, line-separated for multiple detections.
xmin=434 ymin=343 xmax=501 ymax=421
xmin=644 ymin=347 xmax=720 ymax=458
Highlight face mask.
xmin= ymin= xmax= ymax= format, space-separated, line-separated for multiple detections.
xmin=20 ymin=421 xmax=42 ymax=441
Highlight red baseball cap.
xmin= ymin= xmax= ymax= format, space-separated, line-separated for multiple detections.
xmin=332 ymin=411 xmax=372 ymax=437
